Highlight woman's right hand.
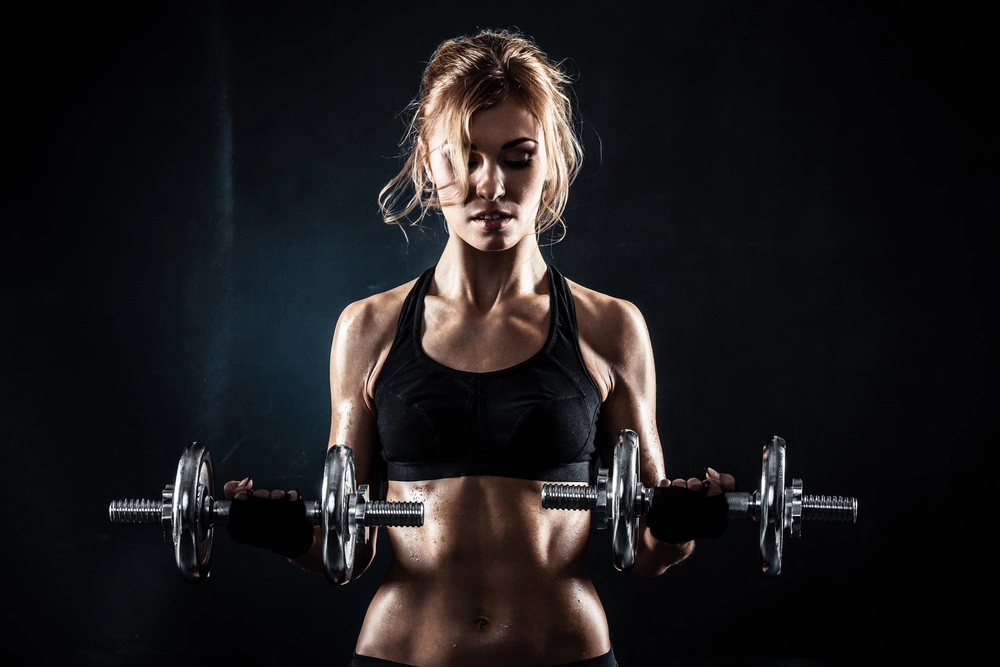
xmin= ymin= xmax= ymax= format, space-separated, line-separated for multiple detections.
xmin=222 ymin=477 xmax=316 ymax=559
xmin=223 ymin=477 xmax=301 ymax=501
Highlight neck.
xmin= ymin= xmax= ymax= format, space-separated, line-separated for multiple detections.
xmin=433 ymin=235 xmax=548 ymax=309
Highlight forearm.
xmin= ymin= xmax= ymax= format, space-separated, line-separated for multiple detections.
xmin=632 ymin=517 xmax=694 ymax=577
xmin=288 ymin=525 xmax=377 ymax=579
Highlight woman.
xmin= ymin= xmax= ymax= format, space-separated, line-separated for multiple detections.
xmin=225 ymin=29 xmax=735 ymax=667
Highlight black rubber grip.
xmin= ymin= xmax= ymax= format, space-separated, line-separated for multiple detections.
xmin=227 ymin=494 xmax=315 ymax=559
xmin=645 ymin=486 xmax=729 ymax=544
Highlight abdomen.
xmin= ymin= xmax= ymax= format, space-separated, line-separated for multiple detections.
xmin=355 ymin=476 xmax=611 ymax=666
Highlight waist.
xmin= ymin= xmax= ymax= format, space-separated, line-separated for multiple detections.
xmin=359 ymin=574 xmax=609 ymax=666
xmin=355 ymin=477 xmax=609 ymax=665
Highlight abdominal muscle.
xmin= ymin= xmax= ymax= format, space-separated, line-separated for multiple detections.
xmin=354 ymin=475 xmax=610 ymax=667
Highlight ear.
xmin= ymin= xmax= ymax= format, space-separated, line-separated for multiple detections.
xmin=421 ymin=154 xmax=435 ymax=186
xmin=414 ymin=136 xmax=430 ymax=180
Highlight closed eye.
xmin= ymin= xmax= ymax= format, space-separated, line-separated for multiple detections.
xmin=505 ymin=156 xmax=534 ymax=169
xmin=467 ymin=152 xmax=535 ymax=170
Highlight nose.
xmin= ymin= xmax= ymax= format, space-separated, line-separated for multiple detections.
xmin=474 ymin=161 xmax=505 ymax=201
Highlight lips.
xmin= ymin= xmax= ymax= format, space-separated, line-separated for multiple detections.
xmin=471 ymin=209 xmax=513 ymax=220
xmin=471 ymin=209 xmax=514 ymax=231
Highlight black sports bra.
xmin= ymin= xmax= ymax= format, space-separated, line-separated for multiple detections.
xmin=373 ymin=264 xmax=602 ymax=482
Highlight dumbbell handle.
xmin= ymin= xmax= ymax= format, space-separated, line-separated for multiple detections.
xmin=109 ymin=496 xmax=424 ymax=528
xmin=540 ymin=484 xmax=858 ymax=525
xmin=725 ymin=491 xmax=857 ymax=523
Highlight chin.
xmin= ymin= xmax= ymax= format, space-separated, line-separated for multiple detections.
xmin=483 ymin=226 xmax=539 ymax=251
xmin=473 ymin=236 xmax=518 ymax=253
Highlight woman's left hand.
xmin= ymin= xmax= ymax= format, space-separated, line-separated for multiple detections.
xmin=661 ymin=466 xmax=737 ymax=496
xmin=643 ymin=467 xmax=737 ymax=546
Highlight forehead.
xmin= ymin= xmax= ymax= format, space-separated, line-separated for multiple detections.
xmin=468 ymin=99 xmax=541 ymax=147
xmin=428 ymin=98 xmax=542 ymax=150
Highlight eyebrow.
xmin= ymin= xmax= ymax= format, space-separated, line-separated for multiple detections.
xmin=469 ymin=137 xmax=538 ymax=151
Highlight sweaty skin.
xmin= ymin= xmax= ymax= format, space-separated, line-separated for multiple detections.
xmin=308 ymin=267 xmax=693 ymax=667
xmin=241 ymin=99 xmax=736 ymax=667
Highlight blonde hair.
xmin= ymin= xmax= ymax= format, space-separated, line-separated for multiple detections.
xmin=378 ymin=29 xmax=583 ymax=240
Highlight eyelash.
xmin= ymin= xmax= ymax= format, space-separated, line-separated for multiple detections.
xmin=467 ymin=157 xmax=534 ymax=170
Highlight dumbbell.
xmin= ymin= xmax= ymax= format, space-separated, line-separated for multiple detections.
xmin=108 ymin=442 xmax=424 ymax=585
xmin=541 ymin=430 xmax=858 ymax=576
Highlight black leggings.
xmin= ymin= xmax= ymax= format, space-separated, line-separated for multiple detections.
xmin=349 ymin=648 xmax=618 ymax=667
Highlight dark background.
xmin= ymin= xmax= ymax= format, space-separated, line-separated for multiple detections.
xmin=3 ymin=1 xmax=994 ymax=665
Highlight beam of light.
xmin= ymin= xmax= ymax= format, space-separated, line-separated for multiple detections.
xmin=187 ymin=4 xmax=234 ymax=445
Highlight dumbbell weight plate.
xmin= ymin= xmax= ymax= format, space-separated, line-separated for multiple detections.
xmin=759 ymin=436 xmax=786 ymax=577
xmin=611 ymin=430 xmax=640 ymax=572
xmin=321 ymin=445 xmax=355 ymax=585
xmin=173 ymin=442 xmax=214 ymax=583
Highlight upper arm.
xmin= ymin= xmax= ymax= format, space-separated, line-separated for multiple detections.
xmin=328 ymin=296 xmax=394 ymax=491
xmin=587 ymin=297 xmax=667 ymax=487
xmin=575 ymin=283 xmax=692 ymax=575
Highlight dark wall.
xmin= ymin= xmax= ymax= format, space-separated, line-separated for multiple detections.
xmin=4 ymin=1 xmax=994 ymax=665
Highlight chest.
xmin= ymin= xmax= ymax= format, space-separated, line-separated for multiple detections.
xmin=375 ymin=351 xmax=601 ymax=480
xmin=373 ymin=283 xmax=604 ymax=479
xmin=419 ymin=294 xmax=551 ymax=373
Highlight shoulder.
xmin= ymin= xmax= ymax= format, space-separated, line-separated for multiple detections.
xmin=565 ymin=277 xmax=651 ymax=362
xmin=330 ymin=278 xmax=419 ymax=372
xmin=336 ymin=280 xmax=415 ymax=339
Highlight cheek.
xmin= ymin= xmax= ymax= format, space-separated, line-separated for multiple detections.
xmin=526 ymin=154 xmax=549 ymax=199
xmin=516 ymin=168 xmax=548 ymax=202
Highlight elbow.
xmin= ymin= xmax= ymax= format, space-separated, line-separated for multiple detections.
xmin=350 ymin=536 xmax=379 ymax=579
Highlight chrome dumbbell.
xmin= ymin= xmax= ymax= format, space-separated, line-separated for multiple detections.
xmin=541 ymin=430 xmax=858 ymax=576
xmin=108 ymin=443 xmax=424 ymax=585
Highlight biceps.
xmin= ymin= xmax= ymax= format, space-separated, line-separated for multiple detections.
xmin=329 ymin=381 xmax=382 ymax=489
xmin=599 ymin=386 xmax=665 ymax=483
